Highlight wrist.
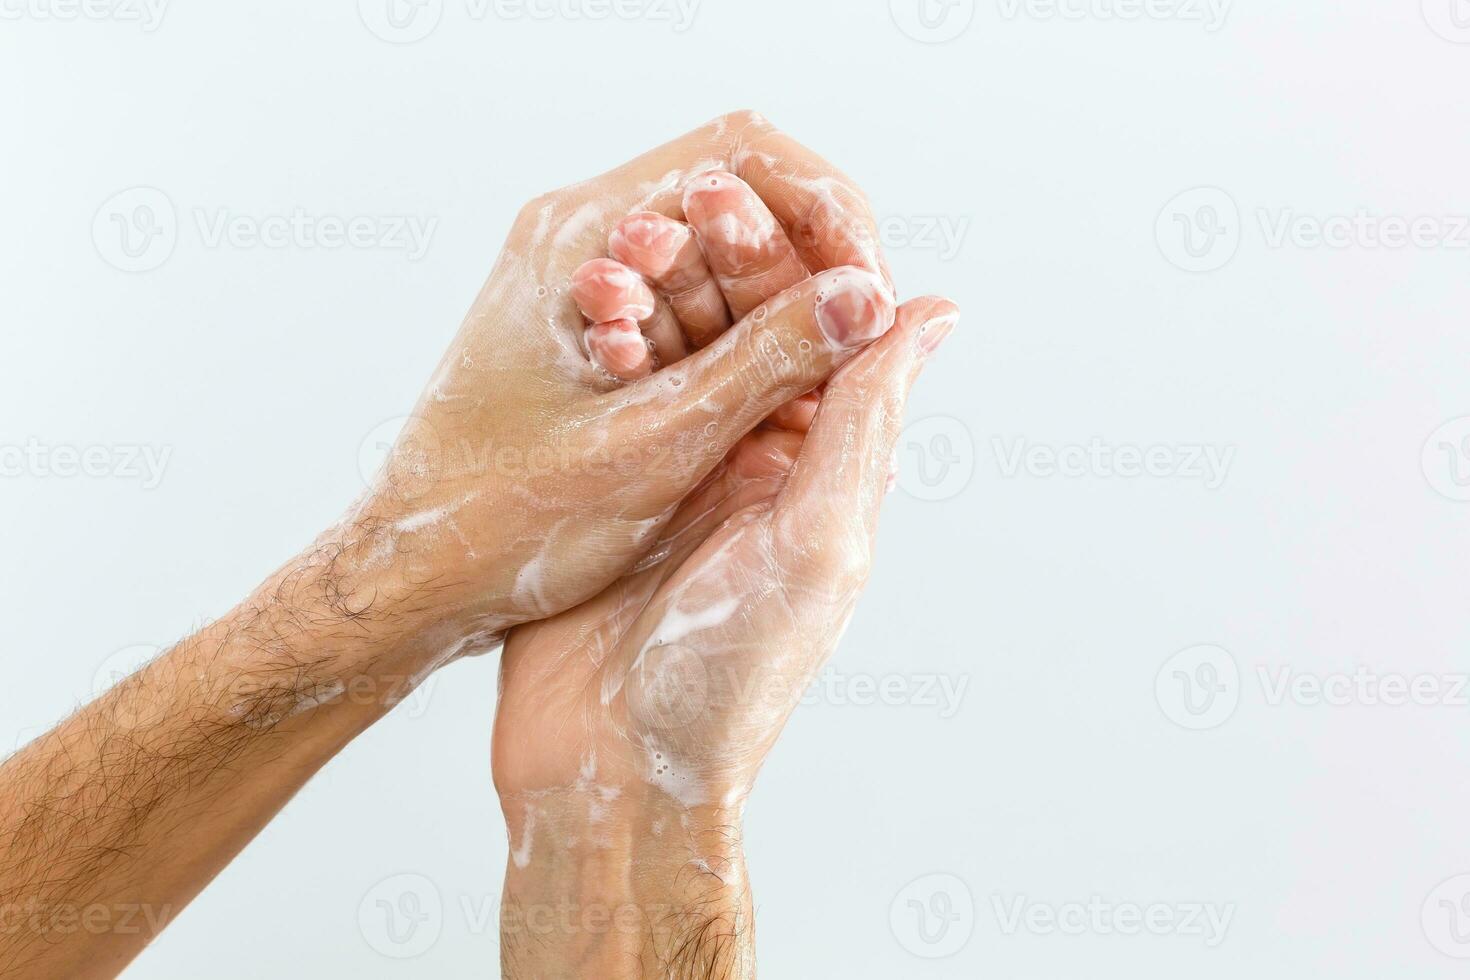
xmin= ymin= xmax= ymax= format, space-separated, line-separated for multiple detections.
xmin=212 ymin=531 xmax=505 ymax=727
xmin=499 ymin=786 xmax=753 ymax=978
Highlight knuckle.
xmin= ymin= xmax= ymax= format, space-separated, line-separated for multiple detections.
xmin=730 ymin=317 xmax=810 ymax=395
xmin=787 ymin=187 xmax=877 ymax=257
xmin=720 ymin=108 xmax=772 ymax=134
xmin=513 ymin=191 xmax=559 ymax=230
xmin=714 ymin=240 xmax=776 ymax=277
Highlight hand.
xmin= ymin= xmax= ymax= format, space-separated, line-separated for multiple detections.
xmin=321 ymin=111 xmax=897 ymax=676
xmin=0 ymin=113 xmax=900 ymax=980
xmin=492 ymin=295 xmax=959 ymax=975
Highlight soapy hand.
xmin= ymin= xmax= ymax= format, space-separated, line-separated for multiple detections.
xmin=0 ymin=111 xmax=932 ymax=980
xmin=490 ymin=288 xmax=957 ymax=975
xmin=485 ymin=152 xmax=957 ymax=973
xmin=326 ymin=111 xmax=896 ymax=670
xmin=493 ymin=295 xmax=957 ymax=810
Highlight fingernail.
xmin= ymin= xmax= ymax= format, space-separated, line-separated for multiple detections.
xmin=917 ymin=311 xmax=959 ymax=356
xmin=815 ymin=268 xmax=896 ymax=350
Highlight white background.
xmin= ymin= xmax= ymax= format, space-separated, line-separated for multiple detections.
xmin=3 ymin=0 xmax=1470 ymax=976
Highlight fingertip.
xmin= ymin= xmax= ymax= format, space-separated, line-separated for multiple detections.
xmin=901 ymin=295 xmax=960 ymax=319
xmin=609 ymin=212 xmax=692 ymax=279
xmin=897 ymin=296 xmax=961 ymax=357
xmin=586 ymin=319 xmax=654 ymax=381
xmin=572 ymin=258 xmax=656 ymax=324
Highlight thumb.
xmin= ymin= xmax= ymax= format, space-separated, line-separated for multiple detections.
xmin=605 ymin=266 xmax=896 ymax=487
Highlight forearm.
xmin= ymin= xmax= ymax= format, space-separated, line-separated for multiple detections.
xmin=0 ymin=533 xmax=453 ymax=979
xmin=499 ymin=789 xmax=754 ymax=979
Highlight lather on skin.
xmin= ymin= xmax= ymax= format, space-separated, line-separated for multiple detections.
xmin=0 ymin=110 xmax=957 ymax=979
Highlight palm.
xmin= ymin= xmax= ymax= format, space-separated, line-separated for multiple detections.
xmin=491 ymin=434 xmax=851 ymax=807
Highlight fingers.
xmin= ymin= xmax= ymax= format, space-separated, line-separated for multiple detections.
xmin=588 ymin=111 xmax=890 ymax=289
xmin=764 ymin=389 xmax=821 ymax=433
xmin=776 ymin=297 xmax=960 ymax=555
xmin=561 ymin=112 xmax=890 ymax=382
xmin=572 ymin=258 xmax=679 ymax=373
xmin=682 ymin=171 xmax=809 ymax=322
xmin=610 ymin=266 xmax=896 ymax=486
xmin=609 ymin=212 xmax=728 ymax=349
xmin=729 ymin=119 xmax=890 ymax=290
